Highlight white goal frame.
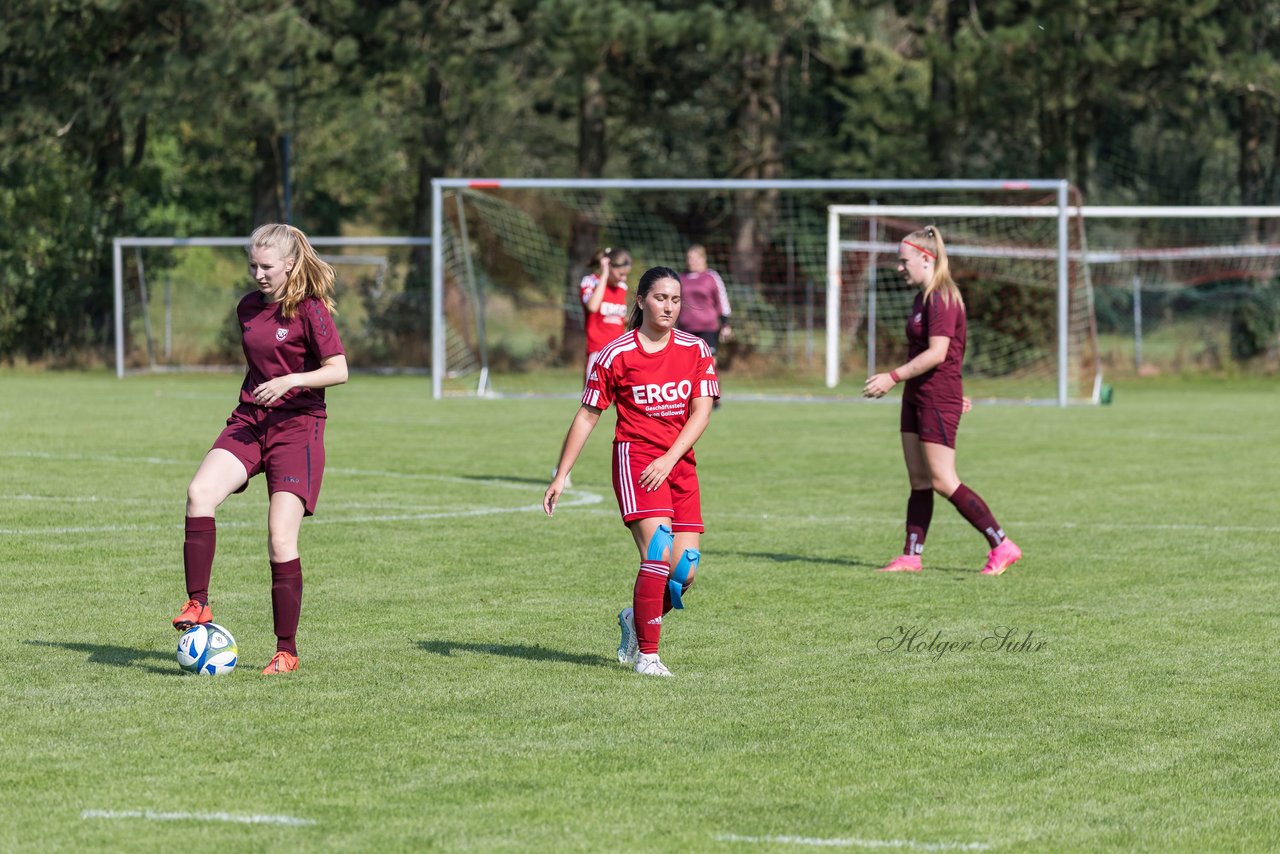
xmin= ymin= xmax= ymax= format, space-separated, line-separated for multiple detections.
xmin=111 ymin=235 xmax=431 ymax=378
xmin=830 ymin=203 xmax=1280 ymax=405
xmin=430 ymin=177 xmax=1072 ymax=400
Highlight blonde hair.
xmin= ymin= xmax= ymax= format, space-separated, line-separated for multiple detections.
xmin=247 ymin=224 xmax=337 ymax=318
xmin=902 ymin=225 xmax=962 ymax=309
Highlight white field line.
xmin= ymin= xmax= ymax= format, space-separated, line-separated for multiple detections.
xmin=0 ymin=493 xmax=1273 ymax=537
xmin=82 ymin=809 xmax=314 ymax=827
xmin=715 ymin=833 xmax=990 ymax=851
xmin=3 ymin=451 xmax=1274 ymax=535
xmin=0 ymin=451 xmax=602 ymax=535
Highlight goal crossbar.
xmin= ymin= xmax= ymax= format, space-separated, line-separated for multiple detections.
xmin=112 ymin=235 xmax=431 ymax=378
xmin=826 ymin=193 xmax=1074 ymax=404
xmin=431 ymin=177 xmax=1072 ymax=400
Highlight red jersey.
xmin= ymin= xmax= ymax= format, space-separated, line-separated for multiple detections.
xmin=582 ymin=329 xmax=719 ymax=457
xmin=236 ymin=292 xmax=345 ymax=416
xmin=580 ymin=274 xmax=629 ymax=354
xmin=904 ymin=289 xmax=966 ymax=407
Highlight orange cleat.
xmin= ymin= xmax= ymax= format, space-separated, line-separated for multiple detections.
xmin=172 ymin=598 xmax=212 ymax=631
xmin=261 ymin=651 xmax=299 ymax=675
xmin=877 ymin=554 xmax=922 ymax=573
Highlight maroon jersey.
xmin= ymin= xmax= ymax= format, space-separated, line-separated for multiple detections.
xmin=903 ymin=289 xmax=966 ymax=407
xmin=236 ymin=293 xmax=345 ymax=415
xmin=582 ymin=329 xmax=719 ymax=456
xmin=580 ymin=274 xmax=629 ymax=354
xmin=676 ymin=269 xmax=731 ymax=334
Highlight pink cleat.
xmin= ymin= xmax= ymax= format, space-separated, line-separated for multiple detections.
xmin=877 ymin=554 xmax=922 ymax=573
xmin=981 ymin=539 xmax=1022 ymax=576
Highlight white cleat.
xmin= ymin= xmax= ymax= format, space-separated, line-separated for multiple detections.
xmin=617 ymin=607 xmax=638 ymax=664
xmin=634 ymin=652 xmax=673 ymax=677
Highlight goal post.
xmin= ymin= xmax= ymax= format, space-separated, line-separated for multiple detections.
xmin=112 ymin=235 xmax=432 ymax=378
xmin=429 ymin=177 xmax=1076 ymax=401
xmin=827 ymin=182 xmax=1088 ymax=406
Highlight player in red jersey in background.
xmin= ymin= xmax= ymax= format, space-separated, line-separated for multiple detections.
xmin=545 ymin=266 xmax=719 ymax=677
xmin=171 ymin=224 xmax=348 ymax=674
xmin=579 ymin=246 xmax=632 ymax=384
xmin=863 ymin=225 xmax=1022 ymax=576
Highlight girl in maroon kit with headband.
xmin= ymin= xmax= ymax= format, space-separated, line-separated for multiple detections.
xmin=171 ymin=224 xmax=348 ymax=673
xmin=863 ymin=225 xmax=1022 ymax=576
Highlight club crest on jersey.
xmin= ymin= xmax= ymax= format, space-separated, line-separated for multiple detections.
xmin=276 ymin=328 xmax=289 ymax=341
xmin=914 ymin=313 xmax=923 ymax=324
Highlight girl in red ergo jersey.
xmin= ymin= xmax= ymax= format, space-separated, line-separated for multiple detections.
xmin=545 ymin=266 xmax=720 ymax=677
xmin=580 ymin=246 xmax=633 ymax=384
xmin=863 ymin=225 xmax=1022 ymax=577
xmin=171 ymin=224 xmax=348 ymax=674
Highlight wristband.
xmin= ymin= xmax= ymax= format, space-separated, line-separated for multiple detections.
xmin=889 ymin=370 xmax=901 ymax=384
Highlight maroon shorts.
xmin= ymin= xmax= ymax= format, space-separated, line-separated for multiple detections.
xmin=900 ymin=401 xmax=962 ymax=449
xmin=212 ymin=404 xmax=327 ymax=515
xmin=612 ymin=441 xmax=703 ymax=532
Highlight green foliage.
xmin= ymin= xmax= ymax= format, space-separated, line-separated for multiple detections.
xmin=5 ymin=0 xmax=1280 ymax=363
xmin=1229 ymin=279 xmax=1280 ymax=360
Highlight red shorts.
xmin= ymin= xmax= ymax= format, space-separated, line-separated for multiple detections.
xmin=900 ymin=401 xmax=961 ymax=449
xmin=612 ymin=441 xmax=703 ymax=532
xmin=212 ymin=404 xmax=327 ymax=515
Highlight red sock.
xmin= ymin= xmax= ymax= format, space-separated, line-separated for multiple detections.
xmin=633 ymin=560 xmax=669 ymax=655
xmin=270 ymin=558 xmax=303 ymax=655
xmin=183 ymin=516 xmax=216 ymax=603
xmin=904 ymin=488 xmax=933 ymax=555
xmin=947 ymin=484 xmax=1005 ymax=548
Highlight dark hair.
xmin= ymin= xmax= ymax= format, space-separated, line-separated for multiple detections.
xmin=627 ymin=266 xmax=681 ymax=330
xmin=587 ymin=245 xmax=631 ymax=272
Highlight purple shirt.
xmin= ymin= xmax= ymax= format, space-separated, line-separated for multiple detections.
xmin=903 ymin=290 xmax=966 ymax=407
xmin=236 ymin=293 xmax=345 ymax=416
xmin=677 ymin=269 xmax=731 ymax=334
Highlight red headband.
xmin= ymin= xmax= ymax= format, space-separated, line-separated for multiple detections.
xmin=902 ymin=240 xmax=935 ymax=259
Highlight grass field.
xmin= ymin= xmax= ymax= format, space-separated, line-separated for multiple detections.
xmin=2 ymin=371 xmax=1278 ymax=852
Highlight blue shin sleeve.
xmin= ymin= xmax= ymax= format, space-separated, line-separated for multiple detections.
xmin=667 ymin=548 xmax=700 ymax=610
xmin=645 ymin=524 xmax=673 ymax=562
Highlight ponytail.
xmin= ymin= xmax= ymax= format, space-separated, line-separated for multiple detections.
xmin=903 ymin=225 xmax=962 ymax=309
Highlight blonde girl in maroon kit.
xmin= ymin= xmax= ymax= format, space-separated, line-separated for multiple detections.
xmin=171 ymin=224 xmax=348 ymax=673
xmin=545 ymin=266 xmax=719 ymax=677
xmin=863 ymin=226 xmax=1022 ymax=576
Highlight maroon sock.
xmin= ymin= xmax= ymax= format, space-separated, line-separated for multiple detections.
xmin=183 ymin=516 xmax=216 ymax=603
xmin=904 ymin=488 xmax=934 ymax=555
xmin=947 ymin=484 xmax=1005 ymax=548
xmin=633 ymin=560 xmax=669 ymax=655
xmin=270 ymin=558 xmax=303 ymax=655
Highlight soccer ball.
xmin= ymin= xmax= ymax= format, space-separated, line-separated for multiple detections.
xmin=177 ymin=623 xmax=238 ymax=676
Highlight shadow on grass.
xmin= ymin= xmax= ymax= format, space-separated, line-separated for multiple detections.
xmin=462 ymin=474 xmax=550 ymax=487
xmin=721 ymin=550 xmax=976 ymax=575
xmin=25 ymin=640 xmax=179 ymax=675
xmin=416 ymin=640 xmax=614 ymax=669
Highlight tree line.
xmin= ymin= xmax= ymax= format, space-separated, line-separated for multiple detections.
xmin=3 ymin=0 xmax=1278 ymax=362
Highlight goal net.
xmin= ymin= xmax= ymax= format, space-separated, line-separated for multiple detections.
xmin=1080 ymin=208 xmax=1280 ymax=374
xmin=431 ymin=178 xmax=1091 ymax=402
xmin=829 ymin=197 xmax=1099 ymax=404
xmin=112 ymin=236 xmax=433 ymax=377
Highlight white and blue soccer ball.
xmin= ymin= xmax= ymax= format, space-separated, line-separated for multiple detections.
xmin=177 ymin=623 xmax=238 ymax=676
